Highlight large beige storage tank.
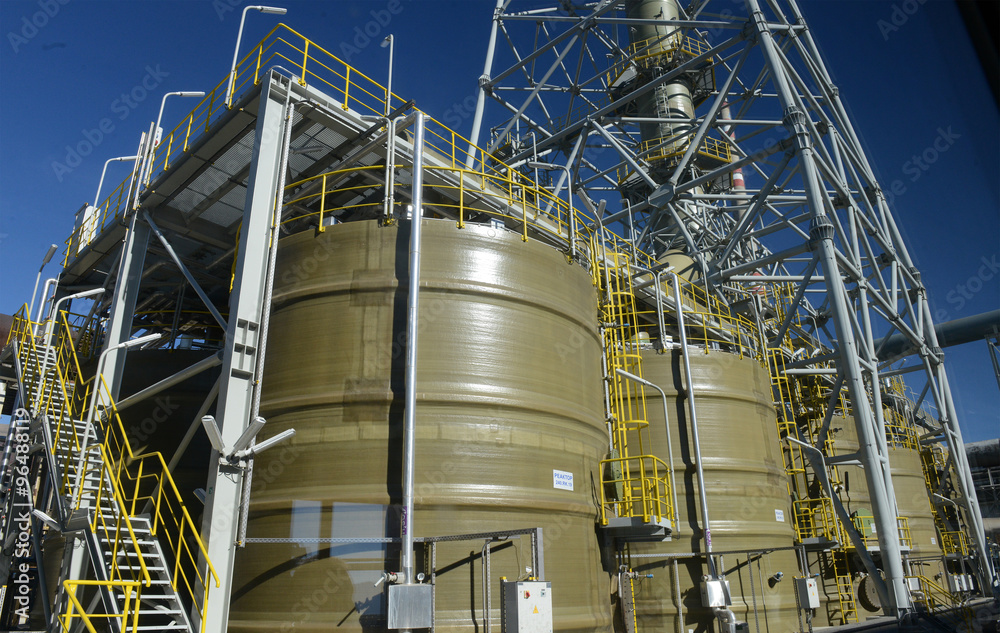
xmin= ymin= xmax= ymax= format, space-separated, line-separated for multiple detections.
xmin=229 ymin=220 xmax=611 ymax=632
xmin=630 ymin=349 xmax=802 ymax=633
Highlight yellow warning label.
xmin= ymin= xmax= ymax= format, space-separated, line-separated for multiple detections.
xmin=533 ymin=606 xmax=539 ymax=614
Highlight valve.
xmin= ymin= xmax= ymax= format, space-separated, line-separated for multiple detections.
xmin=374 ymin=571 xmax=398 ymax=588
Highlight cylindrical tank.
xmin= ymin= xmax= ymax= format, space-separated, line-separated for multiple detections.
xmin=229 ymin=220 xmax=610 ymax=632
xmin=629 ymin=349 xmax=802 ymax=633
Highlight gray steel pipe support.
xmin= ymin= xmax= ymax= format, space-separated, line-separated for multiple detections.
xmin=400 ymin=111 xmax=426 ymax=590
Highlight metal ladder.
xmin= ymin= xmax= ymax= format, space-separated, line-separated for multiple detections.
xmin=9 ymin=317 xmax=198 ymax=633
xmin=831 ymin=550 xmax=858 ymax=623
xmin=595 ymin=250 xmax=673 ymax=533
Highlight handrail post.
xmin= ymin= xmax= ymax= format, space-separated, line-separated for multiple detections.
xmin=300 ymin=39 xmax=310 ymax=86
xmin=255 ymin=44 xmax=263 ymax=85
xmin=184 ymin=115 xmax=193 ymax=152
xmin=318 ymin=173 xmax=326 ymax=232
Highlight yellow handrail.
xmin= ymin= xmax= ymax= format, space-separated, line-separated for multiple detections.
xmin=60 ymin=580 xmax=143 ymax=633
xmin=8 ymin=308 xmax=220 ymax=632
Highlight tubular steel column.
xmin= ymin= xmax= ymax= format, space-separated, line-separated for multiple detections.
xmin=200 ymin=74 xmax=291 ymax=633
xmin=100 ymin=215 xmax=150 ymax=399
xmin=746 ymin=0 xmax=910 ymax=614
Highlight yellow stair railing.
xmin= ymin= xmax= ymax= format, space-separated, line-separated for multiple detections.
xmin=6 ymin=307 xmax=220 ymax=632
xmin=907 ymin=573 xmax=975 ymax=628
xmin=919 ymin=445 xmax=970 ymax=556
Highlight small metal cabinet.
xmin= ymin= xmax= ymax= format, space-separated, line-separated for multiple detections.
xmin=501 ymin=580 xmax=553 ymax=633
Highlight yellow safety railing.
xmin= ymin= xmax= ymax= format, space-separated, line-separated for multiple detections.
xmin=282 ymin=162 xmax=596 ymax=252
xmin=881 ymin=375 xmax=921 ymax=450
xmin=634 ymin=283 xmax=762 ymax=363
xmin=792 ymin=496 xmax=838 ymax=543
xmin=617 ymin=135 xmax=732 ymax=185
xmin=59 ymin=580 xmax=143 ymax=633
xmin=941 ymin=531 xmax=969 ymax=556
xmin=849 ymin=514 xmax=913 ymax=549
xmin=7 ymin=308 xmax=219 ymax=632
xmin=64 ymin=22 xmax=598 ymax=266
xmin=906 ymin=573 xmax=975 ymax=627
xmin=596 ymin=250 xmax=674 ymax=528
xmin=85 ymin=375 xmax=220 ymax=632
xmin=605 ymin=33 xmax=712 ymax=87
xmin=831 ymin=550 xmax=858 ymax=623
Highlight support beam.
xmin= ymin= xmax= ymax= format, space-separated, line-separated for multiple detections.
xmin=747 ymin=0 xmax=910 ymax=614
xmin=115 ymin=351 xmax=223 ymax=412
xmin=200 ymin=74 xmax=290 ymax=633
xmin=101 ymin=216 xmax=150 ymax=399
xmin=144 ymin=211 xmax=229 ymax=332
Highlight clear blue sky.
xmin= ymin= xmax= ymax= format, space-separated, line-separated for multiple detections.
xmin=0 ymin=1 xmax=997 ymax=441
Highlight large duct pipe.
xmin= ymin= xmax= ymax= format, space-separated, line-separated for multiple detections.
xmin=877 ymin=308 xmax=1000 ymax=361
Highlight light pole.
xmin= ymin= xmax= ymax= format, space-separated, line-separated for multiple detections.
xmin=86 ymin=332 xmax=163 ymax=428
xmin=154 ymin=92 xmax=206 ymax=146
xmin=74 ymin=332 xmax=163 ymax=507
xmin=29 ymin=245 xmax=57 ymax=320
xmin=43 ymin=288 xmax=104 ymax=348
xmin=381 ymin=35 xmax=394 ymax=116
xmin=225 ymin=5 xmax=287 ymax=108
xmin=94 ymin=156 xmax=139 ymax=208
xmin=527 ymin=160 xmax=576 ymax=259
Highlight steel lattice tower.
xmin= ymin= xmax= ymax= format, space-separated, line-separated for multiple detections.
xmin=467 ymin=0 xmax=997 ymax=613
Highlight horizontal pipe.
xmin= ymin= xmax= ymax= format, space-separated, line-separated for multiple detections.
xmin=876 ymin=309 xmax=1000 ymax=361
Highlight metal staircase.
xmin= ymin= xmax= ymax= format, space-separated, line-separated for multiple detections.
xmin=2 ymin=308 xmax=217 ymax=633
xmin=595 ymin=248 xmax=674 ymax=538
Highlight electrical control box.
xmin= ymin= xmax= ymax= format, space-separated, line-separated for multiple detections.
xmin=700 ymin=579 xmax=731 ymax=608
xmin=794 ymin=577 xmax=820 ymax=609
xmin=501 ymin=580 xmax=553 ymax=633
xmin=946 ymin=573 xmax=971 ymax=593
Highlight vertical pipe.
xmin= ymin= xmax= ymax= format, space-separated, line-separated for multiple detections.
xmin=383 ymin=116 xmax=396 ymax=222
xmin=672 ymin=272 xmax=715 ymax=577
xmin=401 ymin=112 xmax=426 ymax=588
